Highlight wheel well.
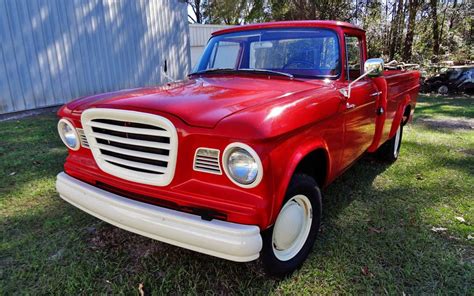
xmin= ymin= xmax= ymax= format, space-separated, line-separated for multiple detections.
xmin=402 ymin=105 xmax=411 ymax=126
xmin=294 ymin=149 xmax=328 ymax=187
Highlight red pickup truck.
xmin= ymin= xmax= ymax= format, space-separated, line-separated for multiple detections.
xmin=56 ymin=21 xmax=420 ymax=276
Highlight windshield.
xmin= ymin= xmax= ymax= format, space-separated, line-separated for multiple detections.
xmin=193 ymin=28 xmax=341 ymax=79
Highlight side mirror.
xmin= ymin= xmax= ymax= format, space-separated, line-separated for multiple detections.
xmin=340 ymin=58 xmax=385 ymax=99
xmin=364 ymin=58 xmax=384 ymax=77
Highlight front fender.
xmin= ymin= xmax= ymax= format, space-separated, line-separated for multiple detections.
xmin=268 ymin=134 xmax=331 ymax=227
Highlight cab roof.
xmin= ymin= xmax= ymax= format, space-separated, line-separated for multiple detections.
xmin=212 ymin=20 xmax=364 ymax=36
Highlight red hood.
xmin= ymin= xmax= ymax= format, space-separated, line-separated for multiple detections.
xmin=69 ymin=76 xmax=328 ymax=128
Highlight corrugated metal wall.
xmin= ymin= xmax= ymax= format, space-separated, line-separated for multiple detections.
xmin=0 ymin=0 xmax=190 ymax=114
xmin=189 ymin=24 xmax=233 ymax=68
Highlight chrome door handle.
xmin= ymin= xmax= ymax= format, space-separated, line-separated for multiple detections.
xmin=346 ymin=102 xmax=356 ymax=109
xmin=369 ymin=91 xmax=382 ymax=97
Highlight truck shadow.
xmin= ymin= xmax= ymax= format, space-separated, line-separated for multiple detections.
xmin=3 ymin=118 xmax=472 ymax=293
xmin=2 ymin=147 xmax=471 ymax=293
xmin=81 ymin=155 xmax=395 ymax=292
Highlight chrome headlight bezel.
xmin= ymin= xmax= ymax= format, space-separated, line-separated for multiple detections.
xmin=57 ymin=118 xmax=80 ymax=151
xmin=222 ymin=142 xmax=263 ymax=188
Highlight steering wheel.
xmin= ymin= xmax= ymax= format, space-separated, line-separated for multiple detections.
xmin=283 ymin=60 xmax=315 ymax=69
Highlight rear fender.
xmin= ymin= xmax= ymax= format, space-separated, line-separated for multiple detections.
xmin=389 ymin=95 xmax=411 ymax=138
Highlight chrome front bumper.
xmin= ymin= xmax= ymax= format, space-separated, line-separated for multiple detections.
xmin=56 ymin=172 xmax=262 ymax=262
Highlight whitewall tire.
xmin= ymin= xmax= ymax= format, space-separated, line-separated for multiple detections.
xmin=376 ymin=123 xmax=403 ymax=163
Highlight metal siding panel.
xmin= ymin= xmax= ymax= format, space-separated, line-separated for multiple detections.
xmin=97 ymin=0 xmax=114 ymax=92
xmin=38 ymin=0 xmax=66 ymax=104
xmin=105 ymin=0 xmax=126 ymax=89
xmin=0 ymin=0 xmax=190 ymax=114
xmin=155 ymin=0 xmax=166 ymax=85
xmin=78 ymin=1 xmax=100 ymax=93
xmin=0 ymin=0 xmax=26 ymax=112
xmin=27 ymin=0 xmax=56 ymax=107
xmin=50 ymin=0 xmax=74 ymax=103
xmin=14 ymin=1 xmax=42 ymax=109
xmin=147 ymin=0 xmax=159 ymax=85
xmin=0 ymin=44 xmax=14 ymax=113
xmin=115 ymin=0 xmax=134 ymax=88
xmin=8 ymin=0 xmax=36 ymax=109
xmin=55 ymin=0 xmax=79 ymax=100
xmin=180 ymin=1 xmax=191 ymax=78
xmin=96 ymin=0 xmax=113 ymax=91
xmin=18 ymin=0 xmax=47 ymax=108
xmin=66 ymin=0 xmax=91 ymax=95
xmin=91 ymin=0 xmax=107 ymax=92
xmin=131 ymin=0 xmax=142 ymax=86
xmin=189 ymin=24 xmax=234 ymax=47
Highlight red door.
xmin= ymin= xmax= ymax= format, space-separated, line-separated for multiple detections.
xmin=341 ymin=81 xmax=378 ymax=167
xmin=340 ymin=35 xmax=378 ymax=168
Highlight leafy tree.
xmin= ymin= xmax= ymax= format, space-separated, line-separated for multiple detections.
xmin=187 ymin=0 xmax=473 ymax=64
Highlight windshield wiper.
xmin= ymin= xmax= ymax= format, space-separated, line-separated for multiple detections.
xmin=237 ymin=68 xmax=294 ymax=78
xmin=189 ymin=68 xmax=236 ymax=76
xmin=293 ymin=74 xmax=337 ymax=79
xmin=189 ymin=68 xmax=294 ymax=79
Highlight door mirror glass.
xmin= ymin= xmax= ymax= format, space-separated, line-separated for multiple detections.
xmin=364 ymin=58 xmax=384 ymax=77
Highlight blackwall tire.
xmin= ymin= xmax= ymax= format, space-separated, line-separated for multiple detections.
xmin=261 ymin=174 xmax=322 ymax=277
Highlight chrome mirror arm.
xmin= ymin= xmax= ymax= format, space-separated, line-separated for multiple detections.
xmin=339 ymin=68 xmax=376 ymax=99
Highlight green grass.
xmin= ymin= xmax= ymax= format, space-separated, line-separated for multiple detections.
xmin=1 ymin=95 xmax=473 ymax=295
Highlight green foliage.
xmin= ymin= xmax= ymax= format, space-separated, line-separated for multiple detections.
xmin=188 ymin=0 xmax=472 ymax=64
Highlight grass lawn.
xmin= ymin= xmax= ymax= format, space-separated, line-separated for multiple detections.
xmin=1 ymin=94 xmax=473 ymax=294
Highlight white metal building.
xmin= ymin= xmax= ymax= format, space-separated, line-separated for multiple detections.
xmin=0 ymin=0 xmax=190 ymax=115
xmin=189 ymin=24 xmax=233 ymax=69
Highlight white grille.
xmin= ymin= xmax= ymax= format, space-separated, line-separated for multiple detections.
xmin=76 ymin=128 xmax=89 ymax=148
xmin=81 ymin=109 xmax=178 ymax=186
xmin=193 ymin=148 xmax=222 ymax=175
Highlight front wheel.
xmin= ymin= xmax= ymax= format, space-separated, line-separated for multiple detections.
xmin=261 ymin=174 xmax=322 ymax=277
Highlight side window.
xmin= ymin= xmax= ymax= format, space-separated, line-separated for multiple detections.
xmin=207 ymin=41 xmax=240 ymax=69
xmin=345 ymin=36 xmax=362 ymax=81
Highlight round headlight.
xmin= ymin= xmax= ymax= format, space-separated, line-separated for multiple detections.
xmin=57 ymin=119 xmax=80 ymax=151
xmin=223 ymin=143 xmax=263 ymax=188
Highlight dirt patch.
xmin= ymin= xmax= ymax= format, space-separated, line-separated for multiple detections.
xmin=0 ymin=106 xmax=60 ymax=122
xmin=87 ymin=226 xmax=164 ymax=270
xmin=416 ymin=117 xmax=474 ymax=130
xmin=459 ymin=148 xmax=474 ymax=156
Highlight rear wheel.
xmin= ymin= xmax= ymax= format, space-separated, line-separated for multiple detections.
xmin=377 ymin=123 xmax=403 ymax=162
xmin=261 ymin=174 xmax=322 ymax=277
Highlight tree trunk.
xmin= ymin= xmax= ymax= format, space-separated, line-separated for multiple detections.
xmin=389 ymin=0 xmax=404 ymax=60
xmin=188 ymin=0 xmax=202 ymax=23
xmin=195 ymin=0 xmax=202 ymax=23
xmin=430 ymin=0 xmax=440 ymax=60
xmin=403 ymin=0 xmax=419 ymax=61
xmin=438 ymin=1 xmax=449 ymax=52
xmin=448 ymin=0 xmax=457 ymax=32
